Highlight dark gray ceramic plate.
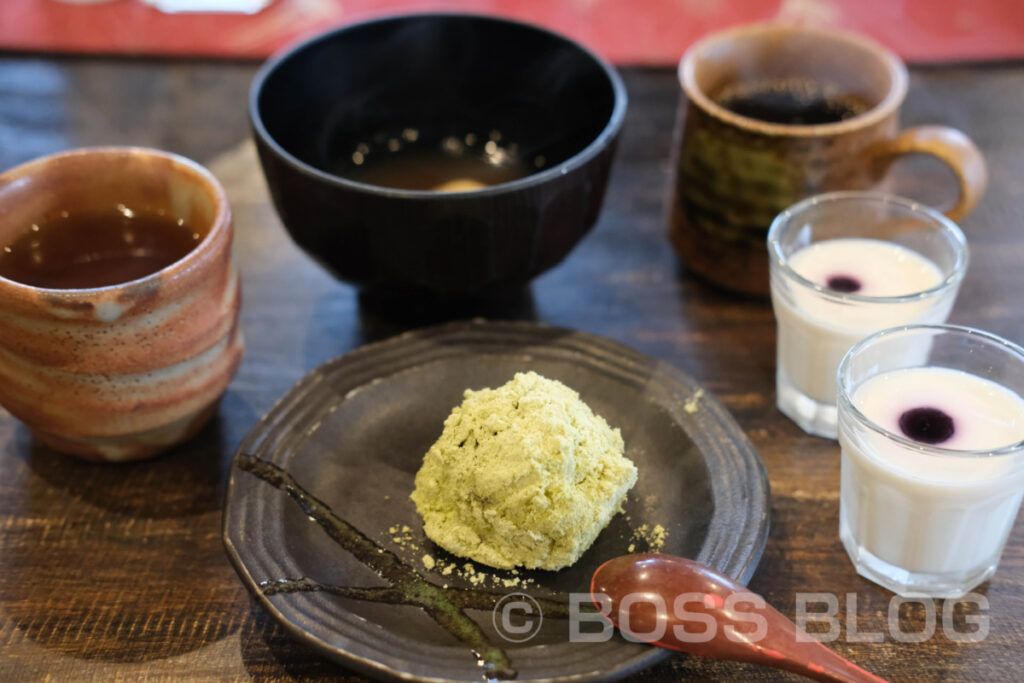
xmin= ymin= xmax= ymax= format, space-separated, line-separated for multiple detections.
xmin=223 ymin=320 xmax=769 ymax=682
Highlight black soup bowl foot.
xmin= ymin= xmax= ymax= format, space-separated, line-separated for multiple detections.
xmin=250 ymin=13 xmax=627 ymax=297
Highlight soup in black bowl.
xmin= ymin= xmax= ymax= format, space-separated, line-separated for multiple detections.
xmin=251 ymin=13 xmax=627 ymax=298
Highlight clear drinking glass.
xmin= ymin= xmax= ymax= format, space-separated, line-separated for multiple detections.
xmin=838 ymin=324 xmax=1024 ymax=597
xmin=768 ymin=191 xmax=968 ymax=438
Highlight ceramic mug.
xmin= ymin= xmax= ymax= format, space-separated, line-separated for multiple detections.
xmin=0 ymin=147 xmax=244 ymax=461
xmin=668 ymin=22 xmax=987 ymax=296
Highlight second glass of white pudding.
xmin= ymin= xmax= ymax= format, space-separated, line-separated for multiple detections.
xmin=838 ymin=325 xmax=1024 ymax=597
xmin=768 ymin=191 xmax=968 ymax=438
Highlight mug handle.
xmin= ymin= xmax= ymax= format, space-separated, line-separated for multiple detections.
xmin=869 ymin=125 xmax=988 ymax=221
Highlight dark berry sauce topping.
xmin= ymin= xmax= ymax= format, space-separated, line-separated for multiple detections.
xmin=898 ymin=407 xmax=955 ymax=445
xmin=826 ymin=274 xmax=862 ymax=293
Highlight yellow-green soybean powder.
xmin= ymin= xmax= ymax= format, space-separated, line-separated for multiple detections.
xmin=410 ymin=371 xmax=637 ymax=570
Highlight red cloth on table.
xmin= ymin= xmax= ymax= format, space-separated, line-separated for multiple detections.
xmin=1 ymin=0 xmax=1022 ymax=64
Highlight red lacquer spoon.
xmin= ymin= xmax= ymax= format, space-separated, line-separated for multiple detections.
xmin=591 ymin=553 xmax=887 ymax=683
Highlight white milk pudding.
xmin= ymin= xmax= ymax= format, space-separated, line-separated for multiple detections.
xmin=788 ymin=238 xmax=943 ymax=298
xmin=840 ymin=366 xmax=1024 ymax=596
xmin=772 ymin=238 xmax=950 ymax=437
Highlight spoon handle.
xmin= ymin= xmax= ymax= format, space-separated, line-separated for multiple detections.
xmin=756 ymin=635 xmax=889 ymax=683
xmin=591 ymin=554 xmax=889 ymax=683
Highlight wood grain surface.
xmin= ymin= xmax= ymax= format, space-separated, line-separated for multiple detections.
xmin=1 ymin=56 xmax=1023 ymax=681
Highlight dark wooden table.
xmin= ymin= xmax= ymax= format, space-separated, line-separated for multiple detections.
xmin=1 ymin=54 xmax=1023 ymax=681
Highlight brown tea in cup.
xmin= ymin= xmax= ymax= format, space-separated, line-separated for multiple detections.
xmin=0 ymin=147 xmax=244 ymax=462
xmin=0 ymin=206 xmax=203 ymax=289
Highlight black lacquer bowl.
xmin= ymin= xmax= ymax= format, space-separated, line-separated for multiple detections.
xmin=223 ymin=321 xmax=770 ymax=681
xmin=250 ymin=14 xmax=627 ymax=298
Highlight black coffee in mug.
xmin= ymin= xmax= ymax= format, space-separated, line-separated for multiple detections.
xmin=714 ymin=78 xmax=871 ymax=125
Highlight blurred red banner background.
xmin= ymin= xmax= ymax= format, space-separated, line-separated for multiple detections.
xmin=2 ymin=0 xmax=1023 ymax=63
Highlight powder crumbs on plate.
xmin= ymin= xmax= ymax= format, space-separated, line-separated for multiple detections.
xmin=380 ymin=524 xmax=536 ymax=590
xmin=462 ymin=563 xmax=486 ymax=586
xmin=391 ymin=526 xmax=414 ymax=545
xmin=630 ymin=523 xmax=668 ymax=552
xmin=684 ymin=389 xmax=704 ymax=415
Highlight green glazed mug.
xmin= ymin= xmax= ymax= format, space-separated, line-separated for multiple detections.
xmin=669 ymin=22 xmax=987 ymax=296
